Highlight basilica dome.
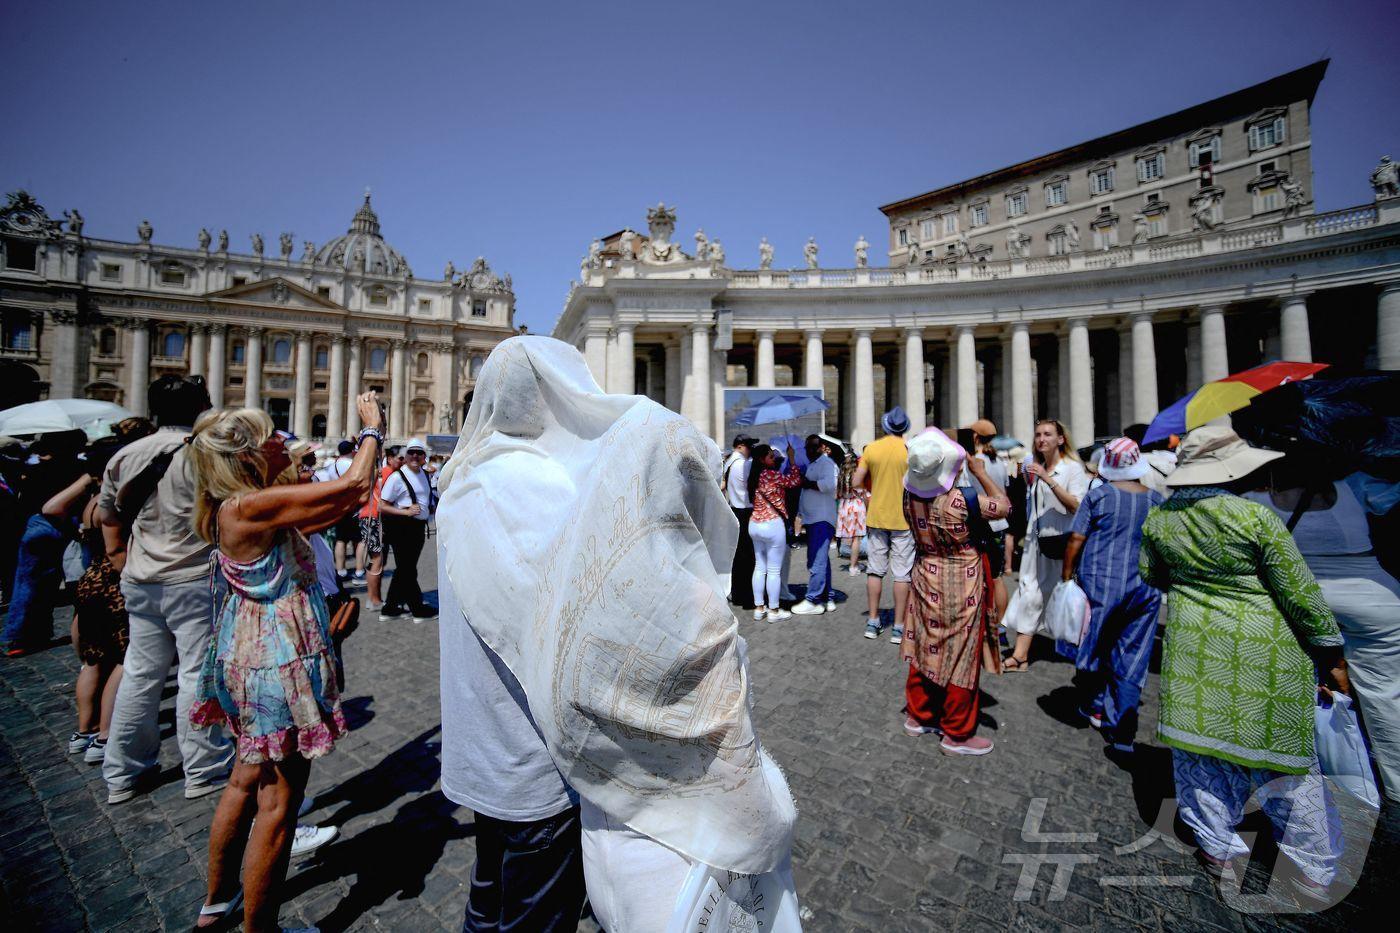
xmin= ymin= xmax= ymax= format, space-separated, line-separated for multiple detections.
xmin=314 ymin=193 xmax=412 ymax=277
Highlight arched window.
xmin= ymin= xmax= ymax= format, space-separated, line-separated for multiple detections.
xmin=98 ymin=328 xmax=117 ymax=356
xmin=311 ymin=414 xmax=327 ymax=437
xmin=368 ymin=347 xmax=388 ymax=372
xmin=416 ymin=352 xmax=430 ymax=376
xmin=314 ymin=345 xmax=329 ymax=369
xmin=162 ymin=331 xmax=185 ymax=358
xmin=272 ymin=338 xmax=291 ymax=363
xmin=231 ymin=341 xmax=246 ymax=364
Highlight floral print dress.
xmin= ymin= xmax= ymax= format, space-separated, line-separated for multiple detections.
xmin=192 ymin=529 xmax=347 ymax=763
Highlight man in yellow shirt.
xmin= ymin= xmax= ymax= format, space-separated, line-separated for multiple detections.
xmin=853 ymin=406 xmax=913 ymax=642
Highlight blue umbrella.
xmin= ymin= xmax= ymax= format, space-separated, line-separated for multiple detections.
xmin=732 ymin=393 xmax=830 ymax=426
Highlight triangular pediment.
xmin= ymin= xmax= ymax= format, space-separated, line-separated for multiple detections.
xmin=207 ymin=277 xmax=342 ymax=310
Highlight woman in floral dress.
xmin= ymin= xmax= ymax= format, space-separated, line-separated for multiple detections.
xmin=900 ymin=429 xmax=1010 ymax=756
xmin=187 ymin=394 xmax=384 ymax=933
xmin=836 ymin=449 xmax=869 ymax=575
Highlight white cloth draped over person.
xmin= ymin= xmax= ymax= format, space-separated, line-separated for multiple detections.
xmin=435 ymin=336 xmax=800 ymax=930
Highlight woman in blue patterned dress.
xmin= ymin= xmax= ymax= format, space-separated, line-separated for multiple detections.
xmin=1059 ymin=437 xmax=1163 ymax=753
xmin=187 ymin=395 xmax=384 ymax=933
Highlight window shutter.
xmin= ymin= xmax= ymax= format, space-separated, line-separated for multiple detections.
xmin=1248 ymin=124 xmax=1260 ymax=150
xmin=1274 ymin=117 xmax=1285 ymax=144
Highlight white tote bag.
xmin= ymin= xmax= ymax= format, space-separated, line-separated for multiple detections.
xmin=1315 ymin=693 xmax=1381 ymax=809
xmin=1044 ymin=579 xmax=1091 ymax=645
xmin=668 ymin=857 xmax=803 ymax=932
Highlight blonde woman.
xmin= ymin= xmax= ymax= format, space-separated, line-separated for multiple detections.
xmin=1002 ymin=418 xmax=1087 ymax=671
xmin=188 ymin=394 xmax=383 ymax=933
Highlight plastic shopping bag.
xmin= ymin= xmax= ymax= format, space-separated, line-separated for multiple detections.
xmin=668 ymin=856 xmax=803 ymax=932
xmin=1315 ymin=693 xmax=1381 ymax=809
xmin=1044 ymin=579 xmax=1090 ymax=646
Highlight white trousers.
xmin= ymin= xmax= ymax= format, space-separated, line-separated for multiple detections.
xmin=749 ymin=518 xmax=787 ymax=609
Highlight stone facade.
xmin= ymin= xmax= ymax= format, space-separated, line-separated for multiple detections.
xmin=0 ymin=192 xmax=519 ymax=440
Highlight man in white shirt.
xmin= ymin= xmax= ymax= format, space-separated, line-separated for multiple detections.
xmin=379 ymin=438 xmax=438 ymax=620
xmin=792 ymin=435 xmax=839 ymax=615
xmin=722 ymin=435 xmax=757 ymax=610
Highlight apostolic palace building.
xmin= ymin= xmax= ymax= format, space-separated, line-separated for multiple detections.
xmin=4 ymin=62 xmax=1399 ymax=452
xmin=0 ymin=191 xmax=519 ymax=440
xmin=554 ymin=61 xmax=1400 ymax=449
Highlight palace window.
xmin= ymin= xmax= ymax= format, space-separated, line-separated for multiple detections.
xmin=229 ymin=376 xmax=243 ymax=386
xmin=367 ymin=286 xmax=389 ymax=307
xmin=311 ymin=414 xmax=327 ymax=437
xmin=942 ymin=213 xmax=958 ymax=236
xmin=1047 ymin=228 xmax=1069 ymax=256
xmin=920 ymin=219 xmax=936 ymax=240
xmin=1136 ymin=152 xmax=1165 ymax=182
xmin=417 ymin=298 xmax=432 ymax=315
xmin=368 ymin=347 xmax=388 ymax=372
xmin=231 ymin=276 xmax=247 ymax=287
xmin=271 ymin=338 xmax=292 ymax=364
xmin=2 ymin=317 xmax=33 ymax=350
xmin=416 ymin=352 xmax=430 ymax=376
xmin=1045 ymin=180 xmax=1067 ymax=207
xmin=470 ymin=355 xmax=485 ymax=378
xmin=1248 ymin=115 xmax=1286 ymax=152
xmin=472 ymin=301 xmax=487 ymax=318
xmin=1089 ymin=165 xmax=1115 ymax=195
xmin=314 ymin=381 xmax=327 ymax=391
xmin=100 ymin=263 xmax=121 ymax=281
xmin=970 ymin=202 xmax=989 ymax=227
xmin=1254 ymin=185 xmax=1283 ymax=213
xmin=160 ymin=266 xmax=187 ymax=286
xmin=98 ymin=328 xmax=117 ymax=355
xmin=317 ymin=286 xmax=332 ymax=299
xmin=1188 ymin=135 xmax=1221 ymax=168
xmin=896 ymin=228 xmax=908 ymax=246
xmin=1092 ymin=223 xmax=1119 ymax=250
xmin=161 ymin=331 xmax=185 ymax=358
xmin=231 ymin=341 xmax=246 ymax=364
xmin=1005 ymin=192 xmax=1028 ymax=217
xmin=314 ymin=345 xmax=329 ymax=369
xmin=2 ymin=237 xmax=38 ymax=272
xmin=1149 ymin=215 xmax=1169 ymax=237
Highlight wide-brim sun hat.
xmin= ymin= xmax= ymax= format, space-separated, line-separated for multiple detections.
xmin=1165 ymin=424 xmax=1282 ymax=488
xmin=905 ymin=427 xmax=966 ymax=498
xmin=1097 ymin=436 xmax=1149 ymax=481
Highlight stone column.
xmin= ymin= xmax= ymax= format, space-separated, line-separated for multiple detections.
xmin=1068 ymin=317 xmax=1094 ymax=444
xmin=756 ymin=330 xmax=776 ymax=388
xmin=328 ymin=335 xmax=347 ymax=437
xmin=902 ymin=327 xmax=926 ymax=431
xmin=345 ymin=337 xmax=363 ymax=434
xmin=956 ymin=325 xmax=978 ymax=427
xmin=1200 ymin=305 xmax=1229 ymax=383
xmin=293 ymin=333 xmax=313 ymax=437
xmin=1131 ymin=312 xmax=1159 ymax=424
xmin=1000 ymin=333 xmax=1016 ymax=432
xmin=711 ymin=348 xmax=727 ymax=444
xmin=189 ymin=324 xmax=208 ymax=379
xmin=615 ymin=323 xmax=635 ymax=396
xmin=1117 ymin=324 xmax=1134 ymax=429
xmin=389 ymin=339 xmax=407 ymax=438
xmin=1186 ymin=320 xmax=1203 ymax=390
xmin=664 ymin=338 xmax=682 ymax=412
xmin=852 ymin=329 xmax=875 ymax=449
xmin=207 ymin=324 xmax=227 ymax=408
xmin=1380 ymin=284 xmax=1400 ymax=371
xmin=47 ymin=309 xmax=83 ymax=399
xmin=243 ymin=327 xmax=263 ymax=409
xmin=583 ymin=325 xmax=608 ymax=388
xmin=605 ymin=328 xmax=620 ymax=393
xmin=803 ymin=329 xmax=824 ymax=389
xmin=682 ymin=323 xmax=712 ymax=431
xmin=1279 ymin=294 xmax=1312 ymax=362
xmin=1056 ymin=329 xmax=1071 ymax=418
xmin=126 ymin=319 xmax=151 ymax=415
xmin=1009 ymin=322 xmax=1033 ymax=445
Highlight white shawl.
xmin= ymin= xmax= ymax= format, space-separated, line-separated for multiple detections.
xmin=436 ymin=336 xmax=796 ymax=874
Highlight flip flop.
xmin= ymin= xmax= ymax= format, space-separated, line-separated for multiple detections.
xmin=1002 ymin=656 xmax=1030 ymax=673
xmin=195 ymin=889 xmax=243 ymax=929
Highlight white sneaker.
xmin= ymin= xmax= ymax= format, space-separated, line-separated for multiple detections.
xmin=185 ymin=777 xmax=228 ymax=800
xmin=767 ymin=609 xmax=792 ymax=622
xmin=290 ymin=824 xmax=338 ymax=859
xmin=83 ymin=737 xmax=108 ymax=765
xmin=752 ymin=608 xmax=767 ymax=621
xmin=68 ymin=731 xmax=97 ymax=754
xmin=790 ymin=600 xmax=825 ymax=615
xmin=825 ymin=600 xmax=837 ymax=613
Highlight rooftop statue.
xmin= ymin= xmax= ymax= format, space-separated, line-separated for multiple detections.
xmin=854 ymin=235 xmax=869 ymax=268
xmin=803 ymin=237 xmax=819 ymax=270
xmin=758 ymin=237 xmax=773 ymax=270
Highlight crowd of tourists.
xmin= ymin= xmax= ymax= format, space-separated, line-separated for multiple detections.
xmin=3 ymin=331 xmax=1397 ymax=930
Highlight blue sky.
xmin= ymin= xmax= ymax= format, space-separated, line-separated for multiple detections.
xmin=3 ymin=1 xmax=1396 ymax=333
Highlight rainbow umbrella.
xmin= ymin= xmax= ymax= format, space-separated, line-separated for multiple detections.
xmin=1142 ymin=361 xmax=1328 ymax=446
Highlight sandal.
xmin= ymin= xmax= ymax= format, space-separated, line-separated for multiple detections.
xmin=195 ymin=889 xmax=243 ymax=929
xmin=1002 ymin=656 xmax=1030 ymax=673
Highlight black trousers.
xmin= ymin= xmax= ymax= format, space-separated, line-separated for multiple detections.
xmin=463 ymin=805 xmax=586 ymax=932
xmin=383 ymin=516 xmax=427 ymax=610
xmin=729 ymin=506 xmax=755 ymax=609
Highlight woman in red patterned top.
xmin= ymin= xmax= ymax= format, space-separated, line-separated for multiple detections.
xmin=746 ymin=443 xmax=803 ymax=622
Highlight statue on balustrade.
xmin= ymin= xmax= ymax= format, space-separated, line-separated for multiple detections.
xmin=1065 ymin=219 xmax=1081 ymax=250
xmin=445 ymin=260 xmax=456 ymax=282
xmin=758 ymin=237 xmax=774 ymax=269
xmin=906 ymin=239 xmax=920 ymax=266
xmin=587 ymin=238 xmax=603 ymax=269
xmin=279 ymin=232 xmax=294 ymax=260
xmin=803 ymin=237 xmax=819 ymax=269
xmin=137 ymin=219 xmax=153 ymax=243
xmin=956 ymin=231 xmax=972 ymax=261
xmin=217 ymin=229 xmax=229 ymax=251
xmin=618 ymin=228 xmax=636 ymax=260
xmin=1282 ymin=179 xmax=1306 ymax=217
xmin=1190 ymin=192 xmax=1219 ymax=231
xmin=64 ymin=209 xmax=84 ymax=236
xmin=251 ymin=233 xmax=264 ymax=256
xmin=1131 ymin=212 xmax=1149 ymax=244
xmin=709 ymin=239 xmax=725 ymax=265
xmin=1006 ymin=224 xmax=1025 ymax=259
xmin=197 ymin=227 xmax=211 ymax=250
xmin=642 ymin=203 xmax=684 ymax=264
xmin=302 ymin=240 xmax=316 ymax=263
xmin=694 ymin=228 xmax=708 ymax=262
xmin=854 ymin=235 xmax=869 ymax=268
xmin=1370 ymin=156 xmax=1397 ymax=200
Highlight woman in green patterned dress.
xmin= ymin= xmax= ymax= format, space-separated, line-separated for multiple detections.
xmin=1139 ymin=426 xmax=1350 ymax=899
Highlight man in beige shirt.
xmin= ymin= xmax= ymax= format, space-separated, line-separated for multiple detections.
xmin=99 ymin=375 xmax=232 ymax=805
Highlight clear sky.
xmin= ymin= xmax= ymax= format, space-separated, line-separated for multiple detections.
xmin=3 ymin=0 xmax=1397 ymax=333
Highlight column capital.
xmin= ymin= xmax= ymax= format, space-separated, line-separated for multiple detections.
xmin=188 ymin=321 xmax=208 ymax=334
xmin=901 ymin=325 xmax=925 ymax=339
xmin=612 ymin=319 xmax=635 ymax=334
xmin=754 ymin=327 xmax=775 ymax=338
xmin=804 ymin=327 xmax=824 ymax=339
xmin=1006 ymin=320 xmax=1030 ymax=335
xmin=1279 ymin=291 xmax=1313 ymax=304
xmin=294 ymin=331 xmax=312 ymax=344
xmin=1379 ymin=280 xmax=1400 ymax=298
xmin=121 ymin=316 xmax=149 ymax=330
xmin=346 ymin=333 xmax=362 ymax=347
xmin=49 ymin=308 xmax=80 ymax=325
xmin=207 ymin=322 xmax=228 ymax=336
xmin=235 ymin=324 xmax=262 ymax=338
xmin=1197 ymin=303 xmax=1227 ymax=316
xmin=954 ymin=323 xmax=976 ymax=338
xmin=1127 ymin=308 xmax=1157 ymax=321
xmin=330 ymin=333 xmax=348 ymax=345
xmin=390 ymin=338 xmax=407 ymax=350
xmin=850 ymin=327 xmax=873 ymax=340
xmin=689 ymin=321 xmax=711 ymax=334
xmin=1064 ymin=316 xmax=1090 ymax=329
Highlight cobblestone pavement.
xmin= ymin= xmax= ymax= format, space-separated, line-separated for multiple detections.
xmin=1 ymin=541 xmax=1395 ymax=931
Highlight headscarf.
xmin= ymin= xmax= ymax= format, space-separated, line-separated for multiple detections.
xmin=436 ymin=336 xmax=796 ymax=874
